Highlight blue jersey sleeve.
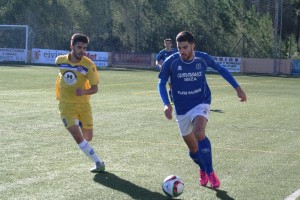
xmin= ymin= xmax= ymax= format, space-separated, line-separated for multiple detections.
xmin=156 ymin=50 xmax=164 ymax=62
xmin=158 ymin=79 xmax=170 ymax=105
xmin=158 ymin=56 xmax=173 ymax=105
xmin=206 ymin=54 xmax=239 ymax=88
xmin=216 ymin=64 xmax=239 ymax=88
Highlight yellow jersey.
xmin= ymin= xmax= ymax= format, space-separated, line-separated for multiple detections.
xmin=55 ymin=53 xmax=99 ymax=103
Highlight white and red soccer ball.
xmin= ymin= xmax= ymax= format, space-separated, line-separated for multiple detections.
xmin=162 ymin=175 xmax=184 ymax=198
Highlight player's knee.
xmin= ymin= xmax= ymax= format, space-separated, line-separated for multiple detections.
xmin=189 ymin=147 xmax=198 ymax=153
xmin=84 ymin=135 xmax=93 ymax=141
xmin=84 ymin=133 xmax=93 ymax=141
xmin=195 ymin=133 xmax=206 ymax=141
xmin=187 ymin=142 xmax=198 ymax=153
xmin=82 ymin=129 xmax=93 ymax=141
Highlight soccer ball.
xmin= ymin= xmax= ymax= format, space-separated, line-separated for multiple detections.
xmin=162 ymin=175 xmax=184 ymax=198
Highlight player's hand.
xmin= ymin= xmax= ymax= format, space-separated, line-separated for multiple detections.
xmin=236 ymin=86 xmax=247 ymax=102
xmin=75 ymin=88 xmax=85 ymax=96
xmin=164 ymin=104 xmax=173 ymax=120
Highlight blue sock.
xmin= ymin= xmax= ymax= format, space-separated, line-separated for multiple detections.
xmin=189 ymin=151 xmax=205 ymax=171
xmin=198 ymin=137 xmax=213 ymax=174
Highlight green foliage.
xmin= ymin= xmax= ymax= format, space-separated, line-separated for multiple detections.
xmin=242 ymin=11 xmax=274 ymax=58
xmin=290 ymin=0 xmax=300 ymax=10
xmin=282 ymin=34 xmax=298 ymax=58
xmin=0 ymin=0 xmax=298 ymax=58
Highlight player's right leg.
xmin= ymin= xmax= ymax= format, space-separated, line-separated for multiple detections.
xmin=59 ymin=103 xmax=105 ymax=173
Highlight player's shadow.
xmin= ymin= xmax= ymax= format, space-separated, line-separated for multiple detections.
xmin=206 ymin=187 xmax=235 ymax=200
xmin=93 ymin=172 xmax=169 ymax=200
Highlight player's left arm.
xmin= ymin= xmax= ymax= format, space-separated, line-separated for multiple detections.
xmin=75 ymin=84 xmax=98 ymax=96
xmin=218 ymin=66 xmax=247 ymax=102
xmin=209 ymin=58 xmax=247 ymax=102
xmin=76 ymin=63 xmax=99 ymax=96
xmin=235 ymin=86 xmax=247 ymax=102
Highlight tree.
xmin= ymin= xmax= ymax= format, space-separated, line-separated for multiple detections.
xmin=0 ymin=0 xmax=298 ymax=58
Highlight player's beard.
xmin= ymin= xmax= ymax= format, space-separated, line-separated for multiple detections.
xmin=73 ymin=50 xmax=83 ymax=60
xmin=180 ymin=51 xmax=193 ymax=61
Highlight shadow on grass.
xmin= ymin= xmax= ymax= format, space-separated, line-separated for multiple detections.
xmin=211 ymin=109 xmax=224 ymax=113
xmin=93 ymin=172 xmax=169 ymax=200
xmin=206 ymin=186 xmax=235 ymax=200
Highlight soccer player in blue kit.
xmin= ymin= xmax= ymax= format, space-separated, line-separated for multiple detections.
xmin=156 ymin=38 xmax=178 ymax=70
xmin=158 ymin=31 xmax=247 ymax=189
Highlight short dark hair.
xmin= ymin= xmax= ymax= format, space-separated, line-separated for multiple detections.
xmin=176 ymin=31 xmax=195 ymax=43
xmin=71 ymin=33 xmax=89 ymax=46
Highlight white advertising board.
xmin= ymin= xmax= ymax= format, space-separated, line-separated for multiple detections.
xmin=31 ymin=49 xmax=68 ymax=64
xmin=210 ymin=56 xmax=241 ymax=72
xmin=31 ymin=48 xmax=109 ymax=68
xmin=0 ymin=48 xmax=27 ymax=62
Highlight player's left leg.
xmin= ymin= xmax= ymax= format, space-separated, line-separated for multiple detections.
xmin=177 ymin=108 xmax=208 ymax=186
xmin=192 ymin=105 xmax=220 ymax=189
xmin=79 ymin=105 xmax=105 ymax=173
xmin=183 ymin=133 xmax=208 ymax=186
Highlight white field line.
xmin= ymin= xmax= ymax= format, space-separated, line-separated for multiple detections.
xmin=102 ymin=82 xmax=154 ymax=87
xmin=130 ymin=80 xmax=273 ymax=95
xmin=102 ymin=79 xmax=273 ymax=88
xmin=117 ymin=140 xmax=300 ymax=157
xmin=284 ymin=189 xmax=300 ymax=200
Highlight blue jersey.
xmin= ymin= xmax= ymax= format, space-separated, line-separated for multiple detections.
xmin=156 ymin=48 xmax=178 ymax=63
xmin=158 ymin=51 xmax=239 ymax=115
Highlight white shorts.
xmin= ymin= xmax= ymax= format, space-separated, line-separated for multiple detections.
xmin=175 ymin=104 xmax=210 ymax=136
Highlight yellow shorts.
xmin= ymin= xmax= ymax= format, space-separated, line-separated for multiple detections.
xmin=58 ymin=102 xmax=93 ymax=129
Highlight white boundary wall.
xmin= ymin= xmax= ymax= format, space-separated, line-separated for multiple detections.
xmin=31 ymin=48 xmax=109 ymax=68
xmin=0 ymin=48 xmax=27 ymax=62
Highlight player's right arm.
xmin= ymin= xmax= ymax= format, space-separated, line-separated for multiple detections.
xmin=156 ymin=51 xmax=164 ymax=69
xmin=55 ymin=56 xmax=63 ymax=101
xmin=158 ymin=79 xmax=173 ymax=120
xmin=156 ymin=60 xmax=163 ymax=69
xmin=158 ymin=60 xmax=173 ymax=120
xmin=164 ymin=104 xmax=173 ymax=120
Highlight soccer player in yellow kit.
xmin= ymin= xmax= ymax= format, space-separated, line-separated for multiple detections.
xmin=55 ymin=33 xmax=105 ymax=173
